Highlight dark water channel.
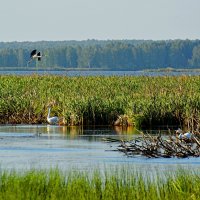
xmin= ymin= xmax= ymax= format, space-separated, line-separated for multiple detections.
xmin=0 ymin=125 xmax=199 ymax=173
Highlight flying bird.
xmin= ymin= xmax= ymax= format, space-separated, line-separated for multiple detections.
xmin=27 ymin=49 xmax=43 ymax=65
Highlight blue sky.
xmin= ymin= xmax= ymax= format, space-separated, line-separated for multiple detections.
xmin=1 ymin=0 xmax=200 ymax=41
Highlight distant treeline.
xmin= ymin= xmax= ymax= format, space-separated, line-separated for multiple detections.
xmin=0 ymin=39 xmax=200 ymax=69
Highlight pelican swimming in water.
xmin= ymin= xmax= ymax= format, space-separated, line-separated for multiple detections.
xmin=47 ymin=107 xmax=59 ymax=125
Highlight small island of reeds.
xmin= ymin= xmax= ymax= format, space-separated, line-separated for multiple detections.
xmin=0 ymin=75 xmax=200 ymax=129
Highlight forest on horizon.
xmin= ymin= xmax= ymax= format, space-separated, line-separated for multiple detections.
xmin=0 ymin=39 xmax=200 ymax=70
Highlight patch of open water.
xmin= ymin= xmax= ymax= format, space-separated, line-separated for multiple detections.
xmin=0 ymin=125 xmax=199 ymax=173
xmin=1 ymin=70 xmax=200 ymax=77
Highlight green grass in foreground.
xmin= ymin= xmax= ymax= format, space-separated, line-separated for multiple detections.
xmin=0 ymin=168 xmax=199 ymax=200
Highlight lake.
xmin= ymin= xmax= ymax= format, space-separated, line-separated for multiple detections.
xmin=0 ymin=70 xmax=199 ymax=174
xmin=0 ymin=70 xmax=200 ymax=76
xmin=0 ymin=125 xmax=199 ymax=173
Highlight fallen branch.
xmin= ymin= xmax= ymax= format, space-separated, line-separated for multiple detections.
xmin=104 ymin=134 xmax=200 ymax=158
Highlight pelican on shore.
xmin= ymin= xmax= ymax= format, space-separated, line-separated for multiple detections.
xmin=47 ymin=107 xmax=59 ymax=125
xmin=176 ymin=128 xmax=193 ymax=140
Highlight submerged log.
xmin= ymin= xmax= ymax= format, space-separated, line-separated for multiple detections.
xmin=103 ymin=134 xmax=200 ymax=158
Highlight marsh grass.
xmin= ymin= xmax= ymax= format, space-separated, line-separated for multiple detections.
xmin=0 ymin=75 xmax=200 ymax=129
xmin=0 ymin=168 xmax=199 ymax=200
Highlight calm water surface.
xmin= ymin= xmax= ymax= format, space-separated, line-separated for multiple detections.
xmin=1 ymin=70 xmax=200 ymax=76
xmin=0 ymin=125 xmax=199 ymax=173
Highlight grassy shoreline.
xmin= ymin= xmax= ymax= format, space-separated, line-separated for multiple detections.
xmin=0 ymin=75 xmax=200 ymax=129
xmin=0 ymin=168 xmax=199 ymax=200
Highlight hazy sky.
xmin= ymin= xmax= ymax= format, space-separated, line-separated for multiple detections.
xmin=1 ymin=0 xmax=200 ymax=41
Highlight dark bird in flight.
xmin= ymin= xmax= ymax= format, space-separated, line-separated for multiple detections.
xmin=27 ymin=49 xmax=43 ymax=65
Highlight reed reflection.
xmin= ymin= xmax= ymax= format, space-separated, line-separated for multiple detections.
xmin=113 ymin=125 xmax=136 ymax=135
xmin=46 ymin=125 xmax=83 ymax=138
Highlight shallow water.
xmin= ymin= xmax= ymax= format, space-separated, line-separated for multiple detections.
xmin=0 ymin=125 xmax=199 ymax=173
xmin=1 ymin=70 xmax=200 ymax=76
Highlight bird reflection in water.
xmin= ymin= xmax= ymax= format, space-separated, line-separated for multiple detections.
xmin=46 ymin=125 xmax=83 ymax=139
xmin=113 ymin=125 xmax=136 ymax=135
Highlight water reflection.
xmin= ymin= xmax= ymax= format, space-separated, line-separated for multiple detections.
xmin=1 ymin=70 xmax=200 ymax=77
xmin=46 ymin=125 xmax=137 ymax=137
xmin=113 ymin=125 xmax=138 ymax=135
xmin=0 ymin=125 xmax=199 ymax=172
xmin=46 ymin=125 xmax=83 ymax=137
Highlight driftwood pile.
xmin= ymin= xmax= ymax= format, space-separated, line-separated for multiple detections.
xmin=104 ymin=134 xmax=200 ymax=158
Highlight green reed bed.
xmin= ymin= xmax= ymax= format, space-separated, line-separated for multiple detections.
xmin=0 ymin=75 xmax=200 ymax=128
xmin=0 ymin=168 xmax=199 ymax=200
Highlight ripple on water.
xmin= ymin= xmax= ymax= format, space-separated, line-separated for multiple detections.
xmin=0 ymin=125 xmax=199 ymax=173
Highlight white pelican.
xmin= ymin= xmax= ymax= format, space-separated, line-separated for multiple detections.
xmin=176 ymin=128 xmax=193 ymax=140
xmin=47 ymin=107 xmax=59 ymax=125
xmin=27 ymin=49 xmax=43 ymax=65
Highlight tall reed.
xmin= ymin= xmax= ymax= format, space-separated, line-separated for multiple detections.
xmin=0 ymin=75 xmax=200 ymax=129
